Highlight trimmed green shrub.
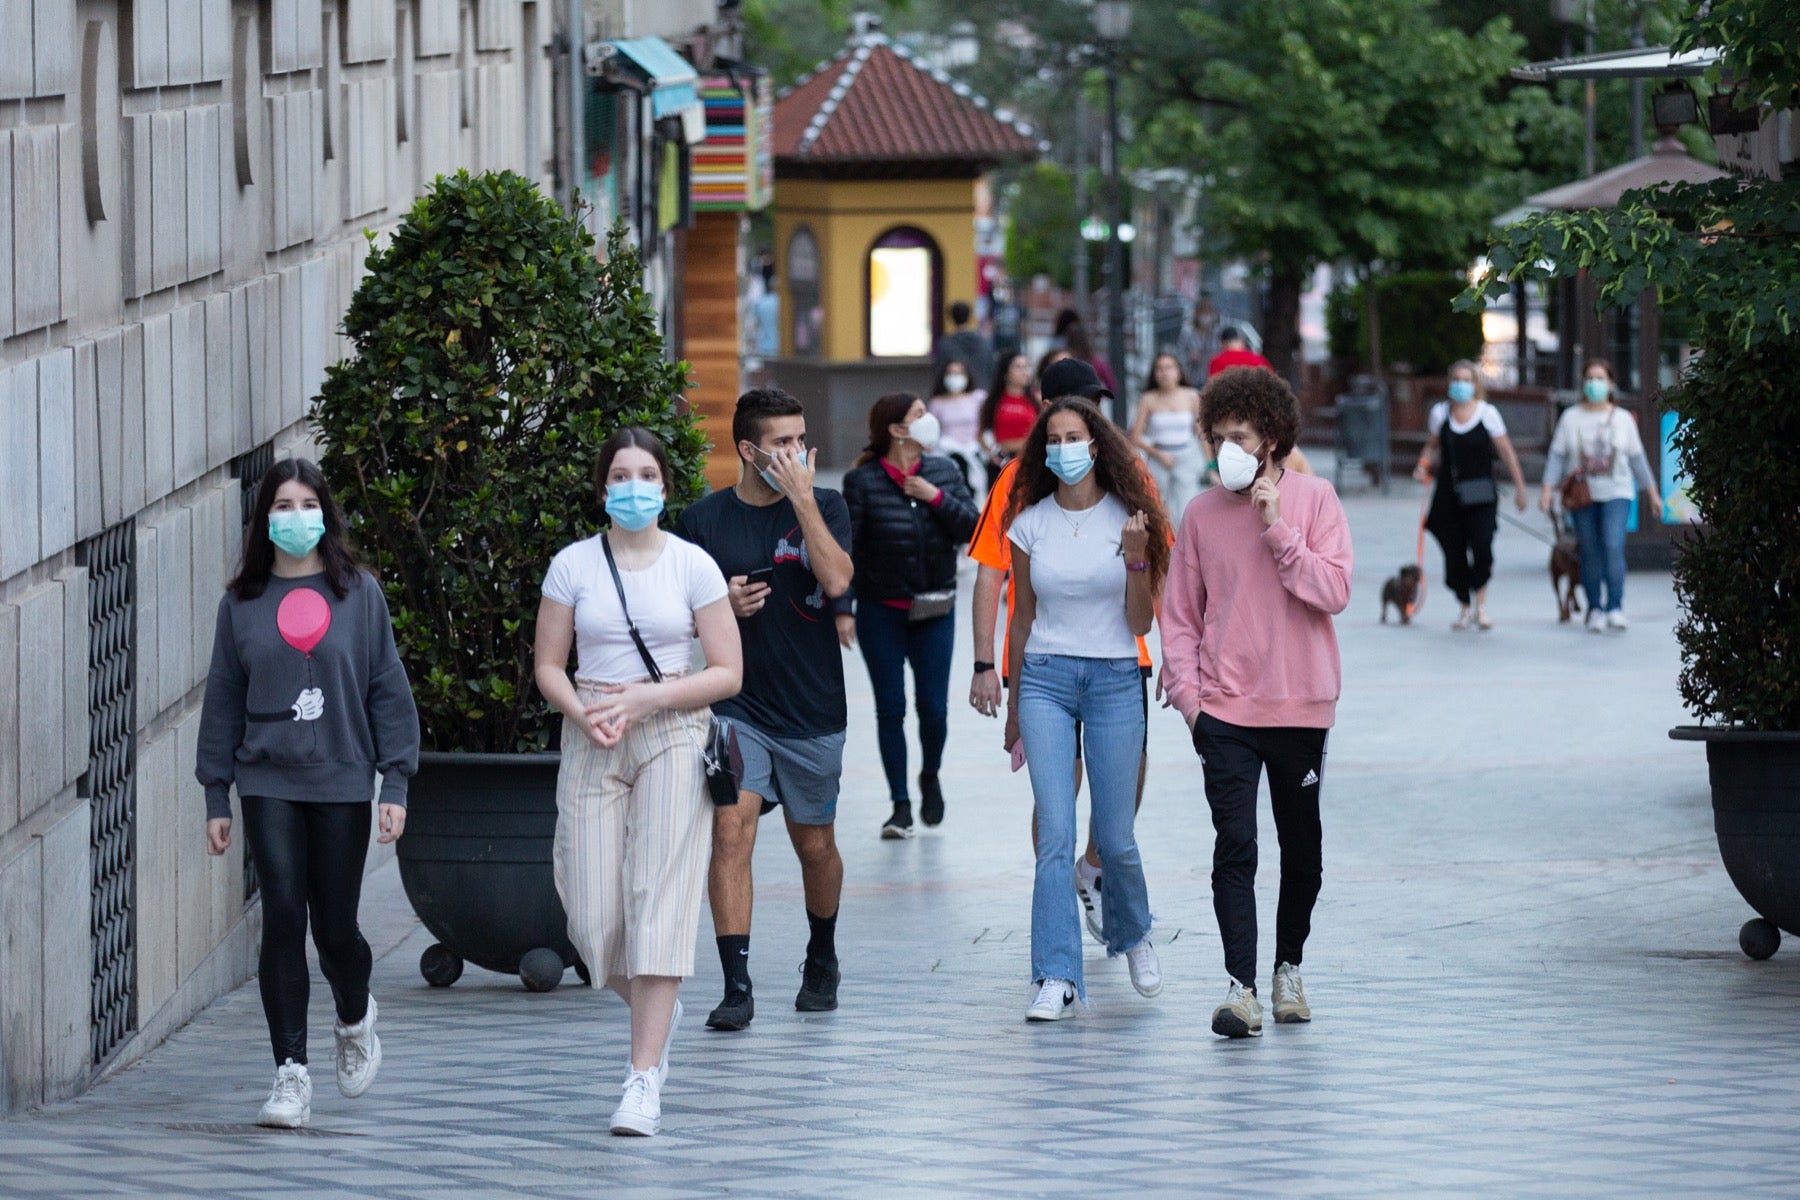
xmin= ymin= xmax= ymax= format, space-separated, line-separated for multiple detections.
xmin=1327 ymin=271 xmax=1485 ymax=373
xmin=313 ymin=169 xmax=703 ymax=753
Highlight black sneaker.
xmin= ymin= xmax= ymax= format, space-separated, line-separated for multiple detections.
xmin=880 ymin=802 xmax=914 ymax=840
xmin=796 ymin=957 xmax=840 ymax=1012
xmin=919 ymin=774 xmax=945 ymax=827
xmin=705 ymin=985 xmax=754 ymax=1031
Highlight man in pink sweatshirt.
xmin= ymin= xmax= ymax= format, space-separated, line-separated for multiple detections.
xmin=1159 ymin=367 xmax=1353 ymax=1039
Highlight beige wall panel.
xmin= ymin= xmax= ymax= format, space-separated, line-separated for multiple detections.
xmin=37 ymin=349 xmax=77 ymax=561
xmin=72 ymin=340 xmax=101 ymax=539
xmin=12 ymin=127 xmax=64 ymax=335
xmin=0 ymin=361 xmax=41 ymax=583
xmin=134 ymin=731 xmax=177 ymax=1016
xmin=31 ymin=0 xmax=76 ymax=97
xmin=149 ymin=112 xmax=187 ymax=292
xmin=169 ymin=302 xmax=205 ymax=488
xmin=0 ymin=601 xmax=17 ymax=824
xmin=116 ymin=326 xmax=146 ymax=520
xmin=167 ymin=0 xmax=201 ymax=85
xmin=200 ymin=0 xmax=230 ymax=81
xmin=203 ymin=293 xmax=233 ymax=470
xmin=123 ymin=116 xmax=151 ymax=298
xmin=0 ymin=129 xmax=12 ymax=336
xmin=57 ymin=567 xmax=87 ymax=788
xmin=132 ymin=523 xmax=158 ymax=727
xmin=153 ymin=506 xmax=192 ymax=711
xmin=128 ymin=0 xmax=168 ymax=88
xmin=184 ymin=105 xmax=223 ymax=280
xmin=0 ymin=839 xmax=45 ymax=1112
xmin=172 ymin=711 xmax=209 ymax=982
xmin=418 ymin=0 xmax=457 ymax=57
xmin=16 ymin=581 xmax=66 ymax=819
xmin=37 ymin=799 xmax=90 ymax=1103
xmin=0 ymin=0 xmax=36 ymax=97
xmin=476 ymin=0 xmax=513 ymax=50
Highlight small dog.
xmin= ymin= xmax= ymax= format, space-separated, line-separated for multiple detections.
xmin=1551 ymin=536 xmax=1582 ymax=622
xmin=1380 ymin=564 xmax=1422 ymax=625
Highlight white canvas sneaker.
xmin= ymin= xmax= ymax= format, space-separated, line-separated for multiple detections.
xmin=1585 ymin=609 xmax=1605 ymax=634
xmin=1272 ymin=962 xmax=1311 ymax=1023
xmin=257 ymin=1060 xmax=312 ymax=1128
xmin=1074 ymin=859 xmax=1104 ymax=944
xmin=610 ymin=1069 xmax=662 ymax=1136
xmin=1606 ymin=609 xmax=1629 ymax=632
xmin=1025 ymin=978 xmax=1079 ymax=1022
xmin=1210 ymin=981 xmax=1264 ymax=1039
xmin=334 ymin=996 xmax=382 ymax=1098
xmin=1125 ymin=938 xmax=1163 ymax=997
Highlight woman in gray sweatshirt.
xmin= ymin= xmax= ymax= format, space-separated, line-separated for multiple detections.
xmin=195 ymin=457 xmax=419 ymax=1128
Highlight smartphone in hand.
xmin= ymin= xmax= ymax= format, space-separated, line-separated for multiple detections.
xmin=746 ymin=565 xmax=775 ymax=588
xmin=1010 ymin=741 xmax=1026 ymax=773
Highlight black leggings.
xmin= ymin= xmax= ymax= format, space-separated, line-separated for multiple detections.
xmin=242 ymin=797 xmax=373 ymax=1066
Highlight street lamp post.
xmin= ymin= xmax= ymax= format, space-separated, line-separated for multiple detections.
xmin=1092 ymin=0 xmax=1132 ymax=412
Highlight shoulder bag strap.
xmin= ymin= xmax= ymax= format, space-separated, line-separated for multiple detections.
xmin=600 ymin=535 xmax=663 ymax=684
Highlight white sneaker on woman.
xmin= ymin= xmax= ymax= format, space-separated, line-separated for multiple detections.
xmin=1125 ymin=938 xmax=1163 ymax=997
xmin=1585 ymin=609 xmax=1605 ymax=634
xmin=1025 ymin=978 xmax=1079 ymax=1022
xmin=610 ymin=1069 xmax=662 ymax=1136
xmin=1606 ymin=609 xmax=1629 ymax=632
xmin=257 ymin=1060 xmax=312 ymax=1128
xmin=333 ymin=995 xmax=381 ymax=1098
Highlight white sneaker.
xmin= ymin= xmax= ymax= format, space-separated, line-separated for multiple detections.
xmin=1125 ymin=938 xmax=1163 ymax=998
xmin=257 ymin=1060 xmax=312 ymax=1128
xmin=1210 ymin=981 xmax=1263 ymax=1039
xmin=610 ymin=1069 xmax=662 ymax=1136
xmin=651 ymin=999 xmax=681 ymax=1087
xmin=1025 ymin=978 xmax=1079 ymax=1022
xmin=1606 ymin=609 xmax=1629 ymax=632
xmin=1074 ymin=859 xmax=1104 ymax=944
xmin=333 ymin=996 xmax=381 ymax=1098
xmin=1585 ymin=609 xmax=1605 ymax=634
xmin=1272 ymin=962 xmax=1311 ymax=1023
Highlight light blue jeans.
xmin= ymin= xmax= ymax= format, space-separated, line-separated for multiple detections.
xmin=1017 ymin=652 xmax=1152 ymax=999
xmin=1570 ymin=497 xmax=1631 ymax=612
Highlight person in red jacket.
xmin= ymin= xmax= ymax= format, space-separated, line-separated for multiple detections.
xmin=1159 ymin=366 xmax=1352 ymax=1040
xmin=1205 ymin=327 xmax=1274 ymax=378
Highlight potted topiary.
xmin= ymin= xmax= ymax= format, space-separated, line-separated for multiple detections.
xmin=1462 ymin=0 xmax=1800 ymax=960
xmin=313 ymin=170 xmax=705 ymax=989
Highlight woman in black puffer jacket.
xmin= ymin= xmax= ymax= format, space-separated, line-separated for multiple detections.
xmin=843 ymin=392 xmax=980 ymax=839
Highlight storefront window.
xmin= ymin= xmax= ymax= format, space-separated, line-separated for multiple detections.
xmin=788 ymin=226 xmax=822 ymax=358
xmin=867 ymin=227 xmax=940 ymax=358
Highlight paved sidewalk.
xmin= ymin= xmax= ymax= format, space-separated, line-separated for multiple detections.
xmin=4 ymin=479 xmax=1799 ymax=1199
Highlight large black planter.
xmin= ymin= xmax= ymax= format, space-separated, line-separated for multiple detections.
xmin=1669 ymin=727 xmax=1800 ymax=959
xmin=398 ymin=751 xmax=584 ymax=990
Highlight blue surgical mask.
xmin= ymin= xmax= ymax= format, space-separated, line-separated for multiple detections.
xmin=1447 ymin=380 xmax=1476 ymax=404
xmin=605 ymin=480 xmax=665 ymax=531
xmin=1046 ymin=440 xmax=1094 ymax=485
xmin=752 ymin=445 xmax=806 ymax=494
xmin=1582 ymin=378 xmax=1611 ymax=404
xmin=268 ymin=510 xmax=325 ymax=559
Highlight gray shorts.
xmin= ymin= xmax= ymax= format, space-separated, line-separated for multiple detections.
xmin=731 ymin=723 xmax=846 ymax=827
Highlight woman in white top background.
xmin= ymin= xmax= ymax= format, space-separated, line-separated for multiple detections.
xmin=928 ymin=357 xmax=987 ymax=498
xmin=1539 ymin=359 xmax=1665 ymax=632
xmin=1129 ymin=352 xmax=1205 ymax=524
xmin=1001 ymin=396 xmax=1172 ymax=1022
xmin=534 ymin=427 xmax=742 ymax=1137
xmin=1413 ymin=361 xmax=1528 ymax=631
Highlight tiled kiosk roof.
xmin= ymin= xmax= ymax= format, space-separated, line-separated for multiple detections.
xmin=773 ymin=33 xmax=1043 ymax=178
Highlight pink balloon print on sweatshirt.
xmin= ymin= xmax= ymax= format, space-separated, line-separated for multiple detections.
xmin=276 ymin=588 xmax=331 ymax=655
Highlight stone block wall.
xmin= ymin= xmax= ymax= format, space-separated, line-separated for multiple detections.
xmin=0 ymin=0 xmax=555 ymax=1114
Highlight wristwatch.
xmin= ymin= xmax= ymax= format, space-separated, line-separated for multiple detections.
xmin=973 ymin=661 xmax=996 ymax=675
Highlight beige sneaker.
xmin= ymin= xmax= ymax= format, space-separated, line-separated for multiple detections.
xmin=1272 ymin=962 xmax=1311 ymax=1023
xmin=1210 ymin=981 xmax=1263 ymax=1038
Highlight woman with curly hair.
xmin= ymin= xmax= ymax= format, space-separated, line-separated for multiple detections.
xmin=1160 ymin=366 xmax=1352 ymax=1041
xmin=1000 ymin=364 xmax=1172 ymax=1022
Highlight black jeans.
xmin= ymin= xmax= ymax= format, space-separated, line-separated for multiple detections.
xmin=1429 ymin=498 xmax=1498 ymax=605
xmin=1191 ymin=713 xmax=1328 ymax=989
xmin=242 ymin=796 xmax=373 ymax=1065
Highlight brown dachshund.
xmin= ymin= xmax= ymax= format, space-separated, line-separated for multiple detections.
xmin=1380 ymin=564 xmax=1423 ymax=625
xmin=1551 ymin=537 xmax=1582 ymax=622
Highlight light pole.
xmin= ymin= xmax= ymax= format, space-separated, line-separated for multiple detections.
xmin=1092 ymin=0 xmax=1132 ymax=404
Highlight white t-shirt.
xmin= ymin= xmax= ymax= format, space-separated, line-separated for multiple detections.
xmin=1428 ymin=400 xmax=1507 ymax=439
xmin=1007 ymin=492 xmax=1137 ymax=659
xmin=542 ymin=534 xmax=729 ymax=684
xmin=1550 ymin=405 xmax=1647 ymax=503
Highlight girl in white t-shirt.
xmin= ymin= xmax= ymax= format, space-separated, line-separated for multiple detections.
xmin=533 ymin=428 xmax=741 ymax=1137
xmin=1001 ymin=393 xmax=1172 ymax=1022
xmin=1413 ymin=361 xmax=1529 ymax=631
xmin=1538 ymin=359 xmax=1665 ymax=632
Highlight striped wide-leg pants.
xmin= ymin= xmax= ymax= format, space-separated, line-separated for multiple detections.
xmin=553 ymin=689 xmax=714 ymax=982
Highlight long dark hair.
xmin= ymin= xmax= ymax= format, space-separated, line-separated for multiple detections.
xmin=930 ymin=357 xmax=971 ymax=399
xmin=1144 ymin=351 xmax=1192 ymax=393
xmin=980 ymin=352 xmax=1035 ymax=436
xmin=854 ymin=393 xmax=920 ymax=468
xmin=229 ymin=458 xmax=360 ymax=600
xmin=594 ymin=427 xmax=671 ymax=519
xmin=1003 ymin=398 xmax=1172 ymax=594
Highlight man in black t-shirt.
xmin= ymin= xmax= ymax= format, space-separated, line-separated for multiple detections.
xmin=673 ymin=388 xmax=856 ymax=1031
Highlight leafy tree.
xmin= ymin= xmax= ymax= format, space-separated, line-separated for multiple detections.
xmin=1461 ymin=0 xmax=1800 ymax=727
xmin=314 ymin=171 xmax=703 ymax=753
xmin=1327 ymin=273 xmax=1485 ymax=373
xmin=1136 ymin=0 xmax=1531 ymax=376
xmin=1004 ymin=162 xmax=1079 ymax=288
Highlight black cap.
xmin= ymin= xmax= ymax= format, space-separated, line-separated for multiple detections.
xmin=1039 ymin=357 xmax=1113 ymax=402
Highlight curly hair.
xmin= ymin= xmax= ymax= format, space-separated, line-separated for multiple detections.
xmin=1003 ymin=398 xmax=1172 ymax=594
xmin=1200 ymin=366 xmax=1301 ymax=462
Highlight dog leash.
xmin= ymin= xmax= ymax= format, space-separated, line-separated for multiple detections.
xmin=1409 ymin=482 xmax=1430 ymax=619
xmin=1495 ymin=505 xmax=1561 ymax=548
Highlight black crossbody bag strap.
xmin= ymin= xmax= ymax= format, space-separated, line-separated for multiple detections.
xmin=601 ymin=535 xmax=663 ymax=684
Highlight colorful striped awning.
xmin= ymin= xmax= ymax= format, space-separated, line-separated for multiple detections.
xmin=694 ymin=74 xmax=773 ymax=212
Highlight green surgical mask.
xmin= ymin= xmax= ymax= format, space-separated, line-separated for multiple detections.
xmin=269 ymin=510 xmax=326 ymax=559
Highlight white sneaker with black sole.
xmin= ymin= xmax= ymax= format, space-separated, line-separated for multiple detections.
xmin=257 ymin=1060 xmax=312 ymax=1128
xmin=333 ymin=995 xmax=381 ymax=1098
xmin=1074 ymin=859 xmax=1104 ymax=944
xmin=610 ymin=1069 xmax=662 ymax=1136
xmin=1025 ymin=978 xmax=1079 ymax=1022
xmin=1125 ymin=938 xmax=1163 ymax=997
xmin=1271 ymin=962 xmax=1311 ymax=1023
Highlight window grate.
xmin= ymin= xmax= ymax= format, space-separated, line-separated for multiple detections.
xmin=231 ymin=443 xmax=274 ymax=905
xmin=84 ymin=520 xmax=138 ymax=1066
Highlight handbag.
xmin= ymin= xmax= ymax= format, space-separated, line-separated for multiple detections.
xmin=1444 ymin=425 xmax=1499 ymax=507
xmin=1560 ymin=413 xmax=1613 ymax=512
xmin=601 ymin=537 xmax=743 ymax=807
xmin=908 ymin=589 xmax=956 ymax=622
